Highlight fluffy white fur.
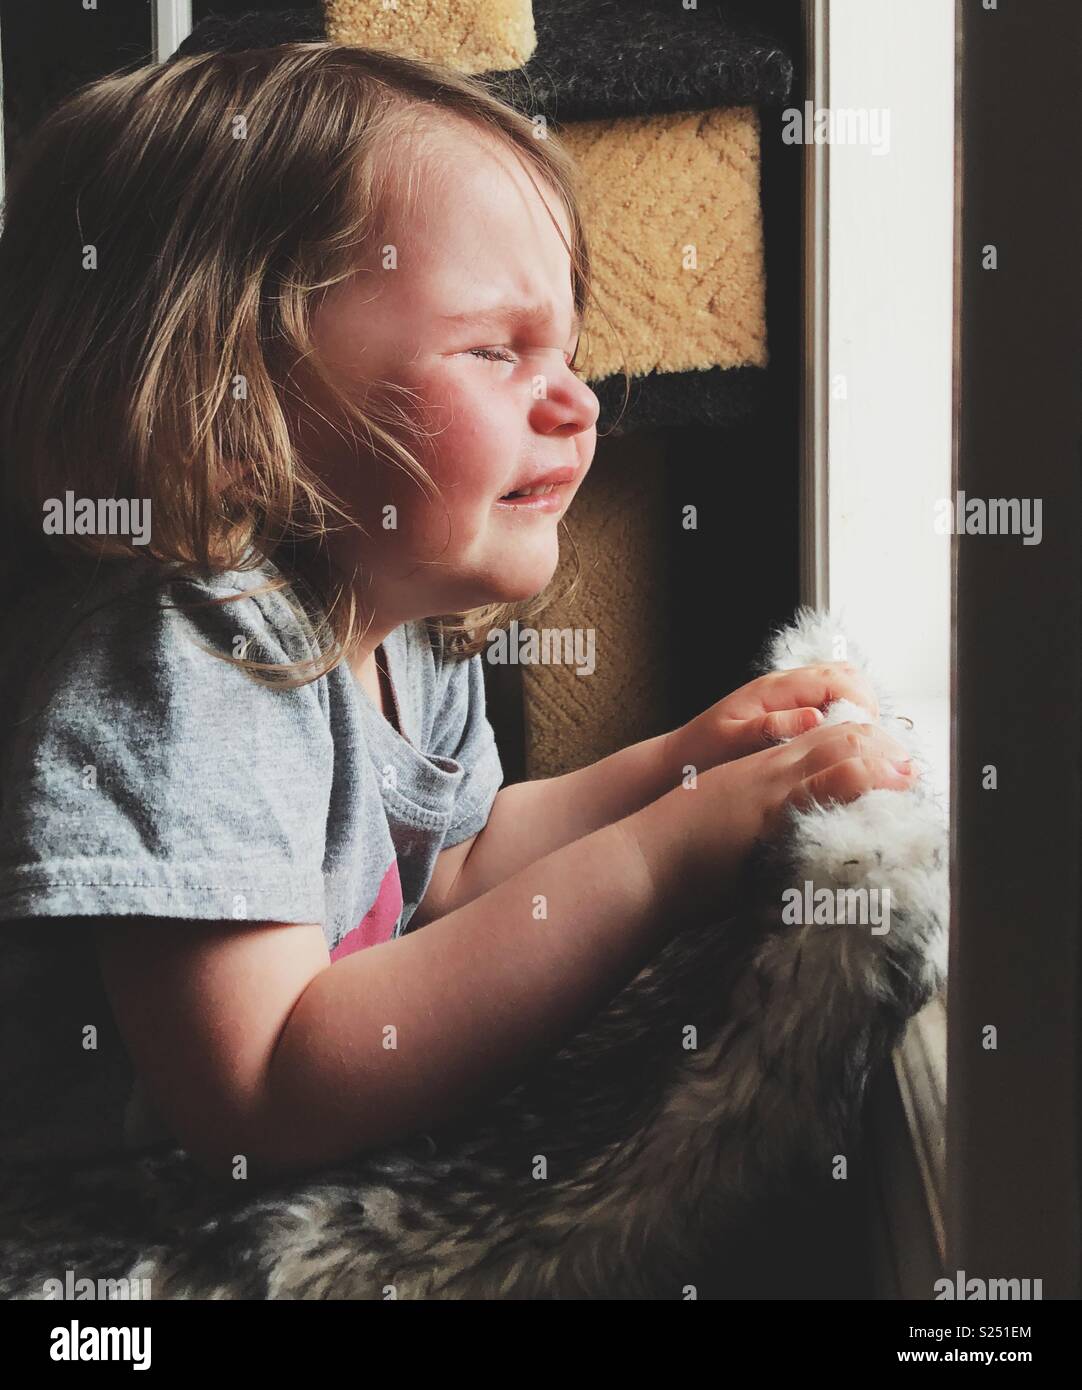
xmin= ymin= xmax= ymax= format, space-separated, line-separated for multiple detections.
xmin=762 ymin=607 xmax=949 ymax=993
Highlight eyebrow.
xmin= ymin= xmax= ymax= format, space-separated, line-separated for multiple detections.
xmin=438 ymin=304 xmax=583 ymax=337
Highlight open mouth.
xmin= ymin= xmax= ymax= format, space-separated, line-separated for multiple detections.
xmin=496 ymin=466 xmax=577 ymax=509
xmin=499 ymin=483 xmax=561 ymax=500
xmin=495 ymin=482 xmax=569 ymax=512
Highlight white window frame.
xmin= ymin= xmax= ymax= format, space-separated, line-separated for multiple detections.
xmin=801 ymin=0 xmax=955 ymax=1296
xmin=152 ymin=0 xmax=194 ymax=65
xmin=802 ymin=0 xmax=953 ymax=802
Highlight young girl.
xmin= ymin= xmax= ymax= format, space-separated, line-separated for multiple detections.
xmin=0 ymin=43 xmax=917 ymax=1181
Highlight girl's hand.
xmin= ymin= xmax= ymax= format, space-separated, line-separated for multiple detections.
xmin=667 ymin=663 xmax=881 ymax=775
xmin=630 ymin=718 xmax=919 ymax=924
xmin=756 ymin=716 xmax=918 ymax=835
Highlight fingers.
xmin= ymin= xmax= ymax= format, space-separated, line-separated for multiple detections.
xmin=779 ymin=720 xmax=912 ymax=776
xmin=759 ymin=707 xmax=824 ymax=744
xmin=760 ymin=663 xmax=880 ymax=722
xmin=787 ymin=755 xmax=916 ymax=814
xmin=714 ymin=707 xmax=825 ymax=763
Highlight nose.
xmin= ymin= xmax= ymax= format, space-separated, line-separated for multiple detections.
xmin=529 ymin=365 xmax=600 ymax=438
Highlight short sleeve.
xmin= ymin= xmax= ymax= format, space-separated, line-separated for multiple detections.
xmin=428 ymin=645 xmax=505 ymax=849
xmin=0 ymin=571 xmax=334 ymax=925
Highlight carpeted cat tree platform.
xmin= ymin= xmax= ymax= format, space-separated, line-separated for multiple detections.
xmin=175 ymin=0 xmax=804 ymax=786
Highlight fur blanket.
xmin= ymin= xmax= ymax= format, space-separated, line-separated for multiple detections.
xmin=0 ymin=609 xmax=948 ymax=1300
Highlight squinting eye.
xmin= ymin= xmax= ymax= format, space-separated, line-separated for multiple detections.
xmin=468 ymin=347 xmax=517 ymax=364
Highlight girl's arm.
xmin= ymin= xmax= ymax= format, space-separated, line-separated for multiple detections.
xmin=436 ymin=660 xmax=885 ymax=920
xmin=93 ymin=719 xmax=914 ymax=1182
xmin=427 ymin=729 xmax=678 ymax=925
xmin=94 ymin=807 xmax=704 ymax=1184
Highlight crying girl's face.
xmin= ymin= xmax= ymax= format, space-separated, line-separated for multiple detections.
xmin=301 ymin=117 xmax=598 ymax=626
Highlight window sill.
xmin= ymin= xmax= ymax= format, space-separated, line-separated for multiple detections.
xmin=868 ymin=992 xmax=948 ymax=1297
xmin=868 ymin=688 xmax=949 ymax=1287
xmin=894 ymin=992 xmax=948 ymax=1253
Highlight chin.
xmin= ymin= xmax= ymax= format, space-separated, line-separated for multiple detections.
xmin=456 ymin=535 xmax=559 ymax=606
xmin=438 ymin=563 xmax=552 ymax=613
xmin=510 ymin=550 xmax=562 ymax=598
xmin=486 ymin=574 xmax=554 ymax=606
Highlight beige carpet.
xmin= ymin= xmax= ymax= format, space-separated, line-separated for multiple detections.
xmin=521 ymin=431 xmax=674 ymax=779
xmin=325 ymin=0 xmax=537 ymax=72
xmin=561 ymin=108 xmax=767 ymax=382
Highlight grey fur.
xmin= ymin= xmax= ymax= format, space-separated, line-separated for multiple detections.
xmin=0 ymin=609 xmax=947 ymax=1300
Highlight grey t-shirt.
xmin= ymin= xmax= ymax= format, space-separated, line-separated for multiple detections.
xmin=0 ymin=550 xmax=503 ymax=1165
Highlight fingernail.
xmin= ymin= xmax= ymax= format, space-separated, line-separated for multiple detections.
xmin=893 ymin=759 xmax=913 ymax=774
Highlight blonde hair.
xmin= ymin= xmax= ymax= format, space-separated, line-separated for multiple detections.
xmin=0 ymin=41 xmax=627 ymax=686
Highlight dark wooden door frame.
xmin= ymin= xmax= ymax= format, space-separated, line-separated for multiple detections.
xmin=948 ymin=0 xmax=1081 ymax=1297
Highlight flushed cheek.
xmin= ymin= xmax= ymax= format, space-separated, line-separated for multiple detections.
xmin=381 ymin=459 xmax=498 ymax=560
xmin=419 ymin=408 xmax=518 ymax=501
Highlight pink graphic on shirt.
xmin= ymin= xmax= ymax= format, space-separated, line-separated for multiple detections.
xmin=330 ymin=857 xmax=403 ymax=961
